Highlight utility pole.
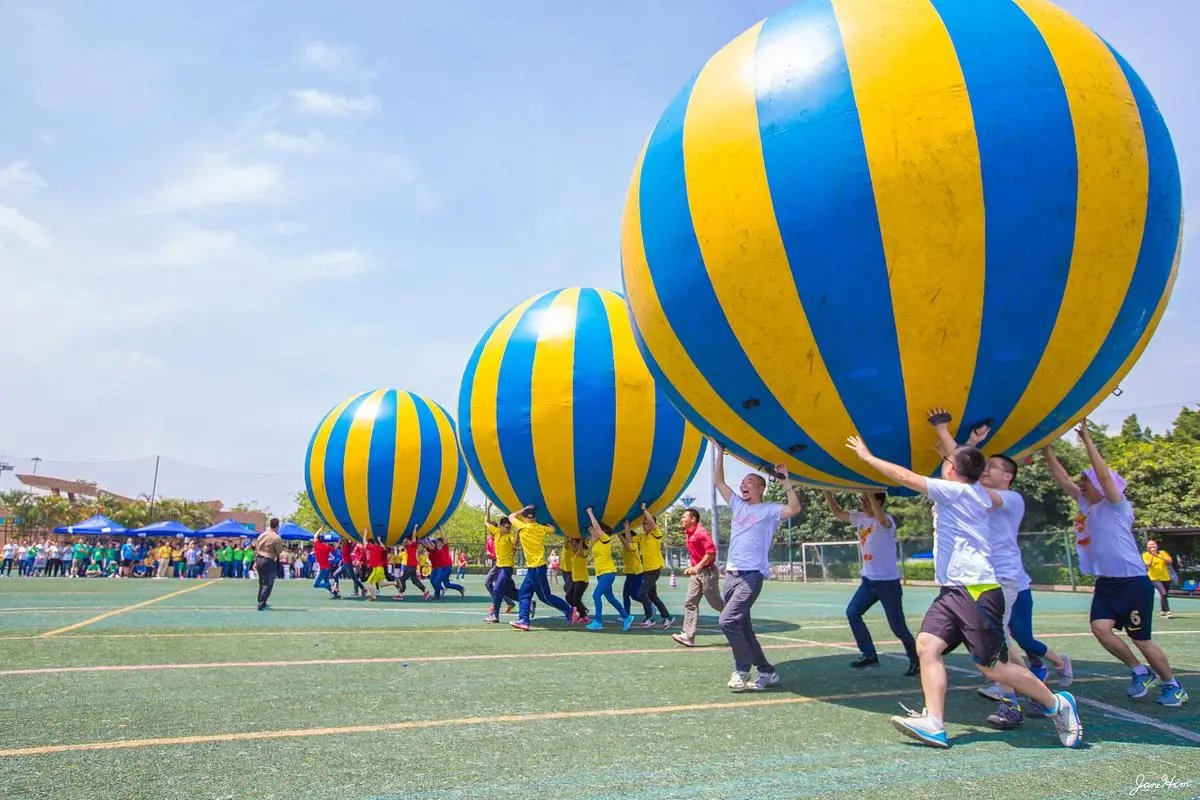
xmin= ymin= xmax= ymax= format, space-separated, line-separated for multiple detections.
xmin=148 ymin=456 xmax=161 ymax=518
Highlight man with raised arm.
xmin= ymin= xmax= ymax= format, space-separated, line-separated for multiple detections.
xmin=710 ymin=440 xmax=801 ymax=692
xmin=846 ymin=411 xmax=1082 ymax=749
xmin=1043 ymin=422 xmax=1188 ymax=708
xmin=824 ymin=491 xmax=918 ymax=676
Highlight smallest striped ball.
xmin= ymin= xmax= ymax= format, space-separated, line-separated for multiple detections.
xmin=304 ymin=390 xmax=468 ymax=545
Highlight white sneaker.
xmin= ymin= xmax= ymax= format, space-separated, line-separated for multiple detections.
xmin=727 ymin=671 xmax=749 ymax=692
xmin=1056 ymin=654 xmax=1074 ymax=688
xmin=748 ymin=671 xmax=780 ymax=691
xmin=977 ymin=681 xmax=1004 ymax=701
xmin=889 ymin=704 xmax=948 ymax=748
xmin=1047 ymin=691 xmax=1083 ymax=748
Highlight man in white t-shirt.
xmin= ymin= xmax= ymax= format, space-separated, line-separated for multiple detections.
xmin=846 ymin=410 xmax=1082 ymax=750
xmin=1 ymin=541 xmax=15 ymax=576
xmin=932 ymin=417 xmax=1074 ymax=729
xmin=825 ymin=491 xmax=918 ymax=676
xmin=711 ymin=440 xmax=801 ymax=692
xmin=1044 ymin=421 xmax=1188 ymax=709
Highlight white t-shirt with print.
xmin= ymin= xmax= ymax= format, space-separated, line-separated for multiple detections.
xmin=988 ymin=490 xmax=1032 ymax=591
xmin=849 ymin=510 xmax=899 ymax=581
xmin=2 ymin=543 xmax=15 ymax=559
xmin=1076 ymin=497 xmax=1143 ymax=578
xmin=927 ymin=478 xmax=996 ymax=586
xmin=726 ymin=495 xmax=784 ymax=574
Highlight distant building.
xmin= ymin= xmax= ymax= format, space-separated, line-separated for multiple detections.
xmin=14 ymin=474 xmax=136 ymax=503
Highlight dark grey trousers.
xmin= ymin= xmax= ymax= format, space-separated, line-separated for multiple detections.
xmin=719 ymin=571 xmax=773 ymax=674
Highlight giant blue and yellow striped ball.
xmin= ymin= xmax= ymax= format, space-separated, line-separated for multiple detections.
xmin=459 ymin=287 xmax=705 ymax=539
xmin=304 ymin=390 xmax=468 ymax=545
xmin=622 ymin=0 xmax=1182 ymax=488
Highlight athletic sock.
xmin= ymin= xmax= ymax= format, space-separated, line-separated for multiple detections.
xmin=1133 ymin=665 xmax=1151 ymax=676
xmin=1040 ymin=695 xmax=1061 ymax=715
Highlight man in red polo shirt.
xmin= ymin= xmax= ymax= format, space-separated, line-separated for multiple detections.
xmin=312 ymin=536 xmax=340 ymax=599
xmin=673 ymin=508 xmax=725 ymax=647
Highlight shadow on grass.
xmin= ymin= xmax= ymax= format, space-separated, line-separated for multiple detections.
xmin=771 ymin=653 xmax=1199 ymax=750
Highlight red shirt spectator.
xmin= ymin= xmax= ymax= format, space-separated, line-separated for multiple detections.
xmin=314 ymin=540 xmax=334 ymax=569
xmin=456 ymin=551 xmax=468 ymax=567
xmin=365 ymin=542 xmax=388 ymax=569
xmin=685 ymin=522 xmax=717 ymax=567
xmin=485 ymin=535 xmax=496 ymax=559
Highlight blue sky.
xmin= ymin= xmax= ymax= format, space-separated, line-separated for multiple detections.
xmin=0 ymin=1 xmax=1196 ymax=517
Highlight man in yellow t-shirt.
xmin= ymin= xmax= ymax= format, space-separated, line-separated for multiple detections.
xmin=1143 ymin=539 xmax=1174 ymax=619
xmin=508 ymin=505 xmax=574 ymax=630
xmin=484 ymin=509 xmax=519 ymax=622
xmin=155 ymin=541 xmax=173 ymax=579
xmin=635 ymin=506 xmax=674 ymax=629
xmin=620 ymin=524 xmax=644 ymax=619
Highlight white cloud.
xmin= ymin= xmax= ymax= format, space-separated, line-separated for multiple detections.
xmin=0 ymin=161 xmax=46 ymax=192
xmin=289 ymin=89 xmax=377 ymax=116
xmin=157 ymin=228 xmax=242 ymax=266
xmin=294 ymin=248 xmax=375 ymax=280
xmin=260 ymin=130 xmax=326 ymax=154
xmin=301 ymin=40 xmax=377 ymax=80
xmin=0 ymin=204 xmax=53 ymax=249
xmin=155 ymin=155 xmax=281 ymax=209
xmin=303 ymin=41 xmax=349 ymax=70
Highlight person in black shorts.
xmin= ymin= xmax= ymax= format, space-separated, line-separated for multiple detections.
xmin=846 ymin=410 xmax=1082 ymax=749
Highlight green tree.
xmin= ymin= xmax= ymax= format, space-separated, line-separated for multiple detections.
xmin=1168 ymin=406 xmax=1200 ymax=443
xmin=286 ymin=490 xmax=324 ymax=533
xmin=1119 ymin=413 xmax=1154 ymax=444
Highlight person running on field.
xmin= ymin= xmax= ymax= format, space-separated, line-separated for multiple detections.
xmin=509 ymin=505 xmax=575 ymax=631
xmin=253 ymin=519 xmax=284 ymax=611
xmin=584 ymin=508 xmax=635 ymax=632
xmin=483 ymin=508 xmax=518 ymax=615
xmin=711 ymin=441 xmax=801 ymax=692
xmin=636 ymin=506 xmax=673 ymax=629
xmin=619 ymin=523 xmax=644 ymax=618
xmin=672 ymin=508 xmax=724 ymax=648
xmin=396 ymin=530 xmax=430 ymax=601
xmin=847 ymin=410 xmax=1083 ymax=749
xmin=1044 ymin=422 xmax=1188 ymax=708
xmin=825 ymin=491 xmax=919 ymax=677
xmin=943 ymin=420 xmax=1073 ymax=728
xmin=565 ymin=537 xmax=591 ymax=624
xmin=312 ymin=535 xmax=341 ymax=598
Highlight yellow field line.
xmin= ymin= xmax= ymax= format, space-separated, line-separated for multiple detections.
xmin=0 ymin=682 xmax=995 ymax=758
xmin=36 ymin=581 xmax=218 ymax=638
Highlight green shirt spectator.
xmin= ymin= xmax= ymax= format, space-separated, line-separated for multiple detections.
xmin=73 ymin=542 xmax=89 ymax=561
xmin=241 ymin=546 xmax=254 ymax=563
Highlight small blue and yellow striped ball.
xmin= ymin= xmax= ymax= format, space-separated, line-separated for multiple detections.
xmin=459 ymin=287 xmax=705 ymax=539
xmin=304 ymin=390 xmax=468 ymax=545
xmin=622 ymin=0 xmax=1182 ymax=489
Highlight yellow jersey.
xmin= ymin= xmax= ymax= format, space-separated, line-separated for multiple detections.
xmin=1143 ymin=551 xmax=1172 ymax=582
xmin=641 ymin=529 xmax=665 ymax=572
xmin=514 ymin=519 xmax=554 ymax=568
xmin=560 ymin=542 xmax=575 ymax=574
xmin=155 ymin=545 xmax=171 ymax=560
xmin=571 ymin=543 xmax=590 ymax=582
xmin=494 ymin=528 xmax=516 ymax=568
xmin=621 ymin=532 xmax=643 ymax=575
xmin=592 ymin=532 xmax=616 ymax=576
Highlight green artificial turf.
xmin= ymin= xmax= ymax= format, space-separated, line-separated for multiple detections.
xmin=0 ymin=576 xmax=1196 ymax=800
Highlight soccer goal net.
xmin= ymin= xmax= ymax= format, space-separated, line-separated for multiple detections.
xmin=799 ymin=541 xmax=862 ymax=583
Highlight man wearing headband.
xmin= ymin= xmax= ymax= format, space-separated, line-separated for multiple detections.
xmin=1043 ymin=422 xmax=1188 ymax=708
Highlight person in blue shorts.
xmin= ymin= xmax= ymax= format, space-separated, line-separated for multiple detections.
xmin=1044 ymin=421 xmax=1188 ymax=708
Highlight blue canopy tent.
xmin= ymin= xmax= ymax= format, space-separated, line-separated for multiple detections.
xmin=130 ymin=520 xmax=195 ymax=538
xmin=195 ymin=518 xmax=257 ymax=539
xmin=278 ymin=522 xmax=314 ymax=541
xmin=53 ymin=514 xmax=127 ymax=536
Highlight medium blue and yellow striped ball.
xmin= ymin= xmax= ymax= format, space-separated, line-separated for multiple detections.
xmin=304 ymin=390 xmax=468 ymax=545
xmin=622 ymin=0 xmax=1182 ymax=489
xmin=459 ymin=287 xmax=705 ymax=539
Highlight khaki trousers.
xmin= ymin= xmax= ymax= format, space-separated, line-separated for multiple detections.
xmin=681 ymin=566 xmax=725 ymax=640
